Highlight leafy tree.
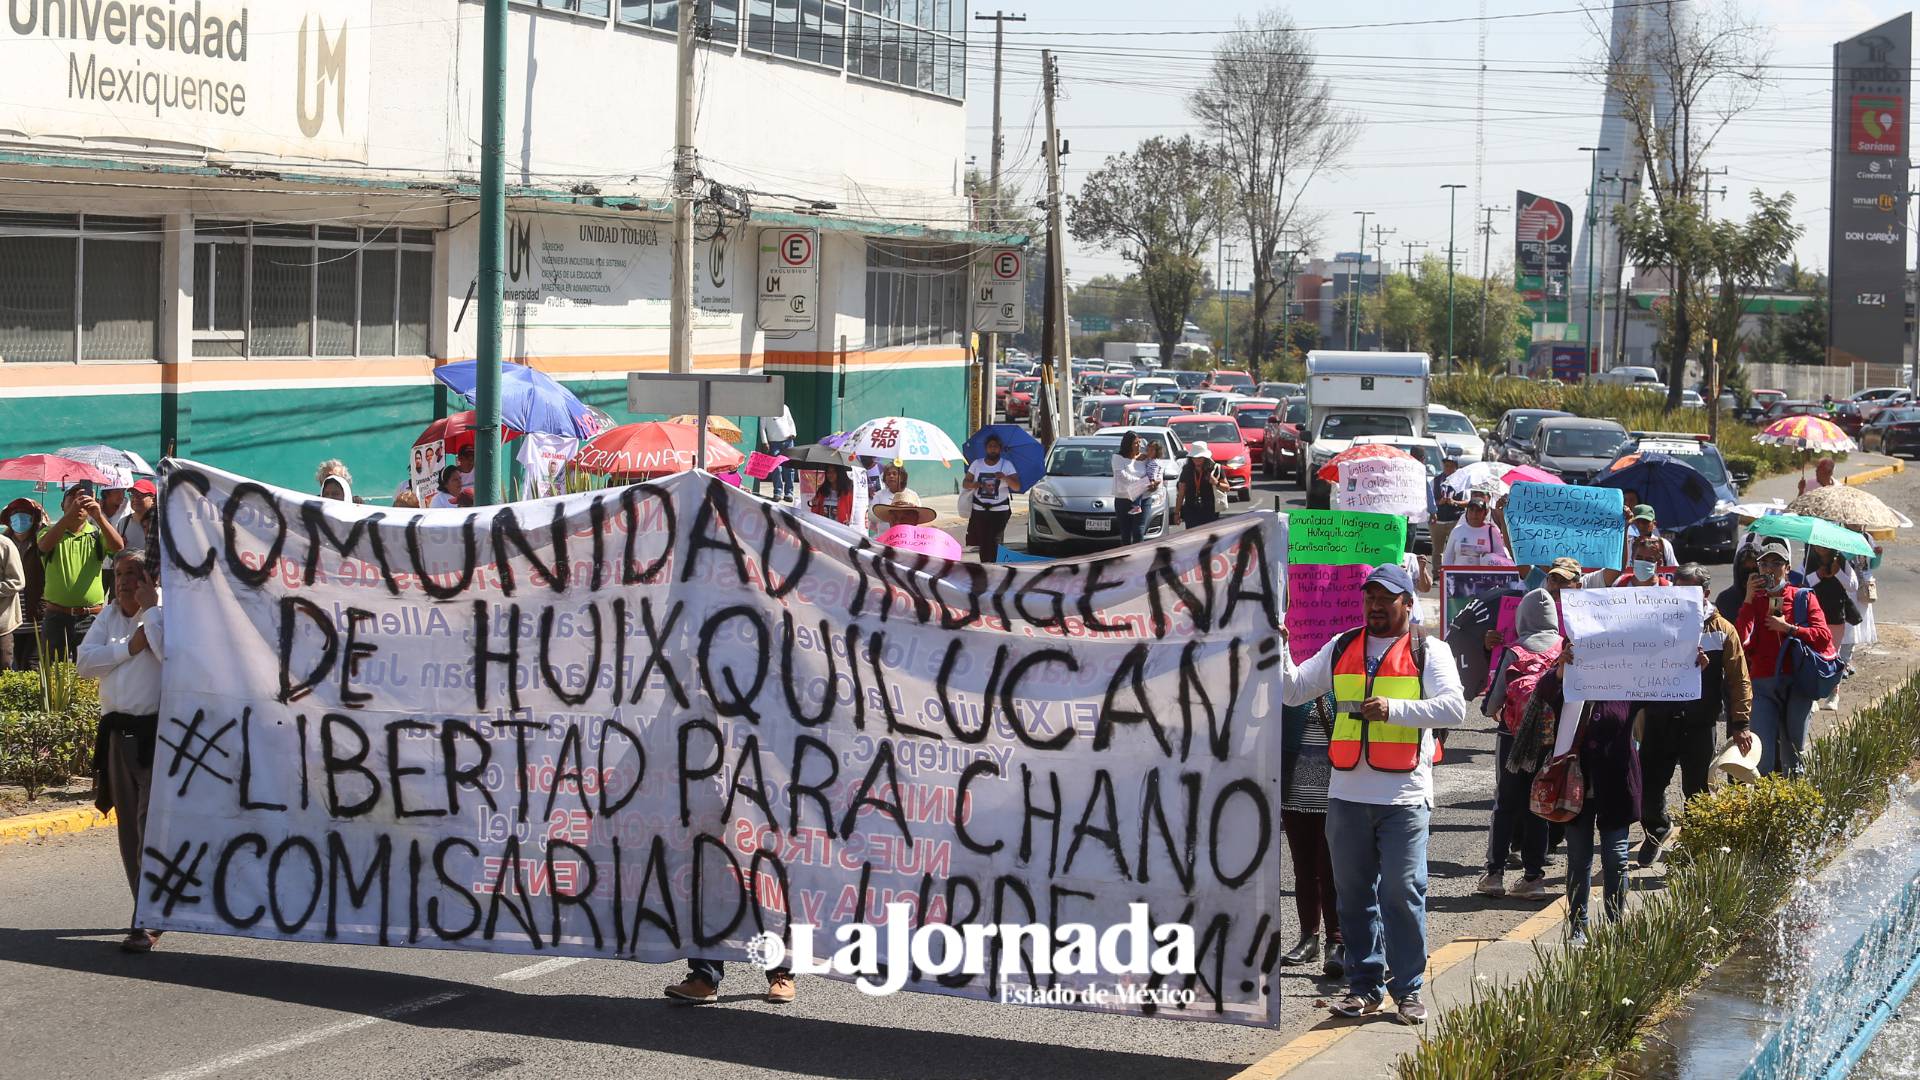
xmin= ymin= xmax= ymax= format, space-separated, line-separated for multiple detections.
xmin=1069 ymin=136 xmax=1227 ymax=367
xmin=1700 ymin=192 xmax=1801 ymax=427
xmin=1191 ymin=8 xmax=1354 ymax=372
xmin=1364 ymin=274 xmax=1431 ymax=353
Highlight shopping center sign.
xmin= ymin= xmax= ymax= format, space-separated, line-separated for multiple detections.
xmin=0 ymin=0 xmax=371 ymax=162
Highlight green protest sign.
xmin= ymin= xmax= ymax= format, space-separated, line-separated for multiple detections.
xmin=1287 ymin=509 xmax=1407 ymax=566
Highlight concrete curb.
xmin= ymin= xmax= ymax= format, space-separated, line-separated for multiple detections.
xmin=1845 ymin=458 xmax=1906 ymax=487
xmin=0 ymin=805 xmax=113 ymax=845
xmin=1228 ymin=898 xmax=1571 ymax=1079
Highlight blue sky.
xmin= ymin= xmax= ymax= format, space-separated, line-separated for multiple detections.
xmin=963 ymin=0 xmax=1903 ymax=286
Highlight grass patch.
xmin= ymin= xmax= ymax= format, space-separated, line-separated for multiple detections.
xmin=1394 ymin=673 xmax=1920 ymax=1079
xmin=1430 ymin=371 xmax=1822 ymax=482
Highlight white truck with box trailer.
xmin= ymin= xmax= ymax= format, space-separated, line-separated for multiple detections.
xmin=1301 ymin=351 xmax=1432 ymax=503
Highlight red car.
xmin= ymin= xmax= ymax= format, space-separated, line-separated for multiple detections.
xmin=1164 ymin=414 xmax=1253 ymax=500
xmin=1007 ymin=378 xmax=1039 ymax=420
xmin=1204 ymin=369 xmax=1254 ymax=393
xmin=1227 ymin=398 xmax=1280 ymax=467
xmin=1261 ymin=396 xmax=1309 ymax=484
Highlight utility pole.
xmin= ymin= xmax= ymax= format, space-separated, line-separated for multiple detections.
xmin=1041 ymin=49 xmax=1070 ymax=438
xmin=1476 ymin=205 xmax=1508 ymax=370
xmin=1371 ymin=223 xmax=1397 ymax=284
xmin=1580 ymin=145 xmax=1610 ymax=376
xmin=1701 ymin=165 xmax=1730 ymax=216
xmin=669 ymin=0 xmax=698 ymax=382
xmin=475 ymin=0 xmax=506 ymax=505
xmin=1276 ymin=250 xmax=1296 ymax=363
xmin=1220 ymin=244 xmax=1236 ymax=366
xmin=1401 ymin=240 xmax=1430 ymax=279
xmin=1349 ymin=210 xmax=1372 ymax=349
xmin=975 ymin=10 xmax=1026 ymax=429
xmin=1442 ymin=183 xmax=1466 ymax=374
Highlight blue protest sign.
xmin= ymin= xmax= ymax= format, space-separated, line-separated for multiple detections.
xmin=1506 ymin=482 xmax=1625 ymax=569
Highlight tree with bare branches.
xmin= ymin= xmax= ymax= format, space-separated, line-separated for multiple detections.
xmin=1069 ymin=136 xmax=1227 ymax=367
xmin=1594 ymin=0 xmax=1769 ymax=410
xmin=1190 ymin=10 xmax=1354 ymax=376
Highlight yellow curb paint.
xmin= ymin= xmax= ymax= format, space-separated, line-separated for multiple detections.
xmin=0 ymin=806 xmax=114 ymax=844
xmin=1227 ymin=932 xmax=1510 ymax=1079
xmin=1845 ymin=458 xmax=1906 ymax=487
xmin=1503 ymin=898 xmax=1571 ymax=943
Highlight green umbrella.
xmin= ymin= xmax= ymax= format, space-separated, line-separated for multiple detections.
xmin=1747 ymin=513 xmax=1874 ymax=557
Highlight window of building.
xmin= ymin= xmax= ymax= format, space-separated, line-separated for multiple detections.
xmin=525 ymin=0 xmax=612 ymax=16
xmin=0 ymin=213 xmax=161 ymax=363
xmin=748 ymin=0 xmax=844 ymax=69
xmin=619 ymin=0 xmax=740 ymax=44
xmin=864 ymin=241 xmax=966 ymax=349
xmin=845 ymin=0 xmax=960 ymax=98
xmin=192 ymin=222 xmax=436 ymax=359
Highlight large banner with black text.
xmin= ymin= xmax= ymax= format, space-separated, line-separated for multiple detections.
xmin=140 ymin=463 xmax=1286 ymax=1026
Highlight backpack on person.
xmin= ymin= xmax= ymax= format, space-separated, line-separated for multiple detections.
xmin=1785 ymin=589 xmax=1845 ymax=700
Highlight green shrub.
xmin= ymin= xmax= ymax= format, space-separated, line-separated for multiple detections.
xmin=0 ymin=669 xmax=41 ymax=714
xmin=1430 ymin=371 xmax=1822 ymax=482
xmin=0 ymin=709 xmax=96 ymax=798
xmin=1676 ymin=775 xmax=1827 ymax=871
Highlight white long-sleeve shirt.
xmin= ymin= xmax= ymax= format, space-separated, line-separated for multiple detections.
xmin=1282 ymin=630 xmax=1467 ymax=806
xmin=75 ymin=601 xmax=165 ymax=716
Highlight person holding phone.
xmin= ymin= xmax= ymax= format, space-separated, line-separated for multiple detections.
xmin=1734 ymin=537 xmax=1832 ymax=775
xmin=37 ymin=480 xmax=123 ymax=658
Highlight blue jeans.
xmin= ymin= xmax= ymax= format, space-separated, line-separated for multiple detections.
xmin=1116 ymin=497 xmax=1145 ymax=545
xmin=767 ymin=438 xmax=796 ymax=500
xmin=1325 ymin=797 xmax=1430 ymax=1002
xmin=1750 ymin=674 xmax=1816 ymax=776
xmin=1486 ymin=731 xmax=1547 ymax=879
xmin=1564 ymin=809 xmax=1630 ymax=932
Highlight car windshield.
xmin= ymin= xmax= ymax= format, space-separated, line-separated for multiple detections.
xmin=1427 ymin=412 xmax=1475 ymax=435
xmin=1012 ymin=381 xmax=1037 ymax=393
xmin=1153 ymin=388 xmax=1183 ymax=402
xmin=1135 ymin=410 xmax=1184 ymax=424
xmin=1654 ymin=447 xmax=1727 ymax=484
xmin=1169 ymin=421 xmax=1243 ymax=443
xmin=1172 ymin=371 xmax=1206 ymax=388
xmin=1510 ymin=412 xmax=1558 ymax=439
xmin=1285 ymin=399 xmax=1308 ymax=423
xmin=1096 ymin=403 xmax=1131 ymax=424
xmin=1213 ymin=372 xmax=1253 ymax=387
xmin=1321 ymin=413 xmax=1414 ymax=438
xmin=1882 ymin=409 xmax=1920 ymax=424
xmin=1236 ymin=409 xmax=1274 ymax=427
xmin=1045 ymin=442 xmax=1121 ymax=476
xmin=1544 ymin=428 xmax=1625 ymax=457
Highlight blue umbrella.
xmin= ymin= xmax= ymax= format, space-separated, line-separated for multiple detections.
xmin=1595 ymin=452 xmax=1718 ymax=529
xmin=963 ymin=424 xmax=1045 ymax=489
xmin=433 ymin=360 xmax=600 ymax=439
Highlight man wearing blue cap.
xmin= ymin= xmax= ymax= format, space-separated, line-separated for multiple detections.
xmin=1282 ymin=562 xmax=1467 ymax=1025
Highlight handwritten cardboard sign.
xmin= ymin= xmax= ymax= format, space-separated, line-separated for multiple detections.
xmin=1506 ymin=482 xmax=1625 ymax=570
xmin=1334 ymin=458 xmax=1429 ymax=523
xmin=1560 ymin=586 xmax=1704 ymax=701
xmin=1286 ymin=562 xmax=1369 ymax=661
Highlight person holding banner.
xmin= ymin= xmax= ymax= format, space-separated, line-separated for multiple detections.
xmin=74 ymin=552 xmax=164 ymax=953
xmin=1637 ymin=564 xmax=1752 ymax=866
xmin=1735 ymin=537 xmax=1834 ymax=776
xmin=1440 ymin=489 xmax=1510 ymax=567
xmin=1281 ymin=563 xmax=1467 ymax=1025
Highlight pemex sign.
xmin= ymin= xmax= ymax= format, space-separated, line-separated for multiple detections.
xmin=1514 ymin=191 xmax=1573 ymax=325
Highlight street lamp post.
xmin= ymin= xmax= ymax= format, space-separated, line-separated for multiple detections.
xmin=1579 ymin=145 xmax=1611 ymax=377
xmin=1442 ymin=184 xmax=1466 ymax=374
xmin=1349 ymin=210 xmax=1372 ymax=349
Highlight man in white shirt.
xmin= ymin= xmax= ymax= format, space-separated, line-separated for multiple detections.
xmin=1440 ymin=488 xmax=1510 ymax=566
xmin=1282 ymin=562 xmax=1466 ymax=1025
xmin=76 ymin=551 xmax=166 ymax=953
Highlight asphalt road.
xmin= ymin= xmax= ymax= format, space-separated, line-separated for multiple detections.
xmin=4 ymin=458 xmax=1916 ymax=1080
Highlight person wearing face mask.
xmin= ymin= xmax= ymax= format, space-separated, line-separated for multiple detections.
xmin=1735 ymin=537 xmax=1833 ymax=775
xmin=1612 ymin=533 xmax=1673 ymax=586
xmin=1 ymin=498 xmax=46 ymax=670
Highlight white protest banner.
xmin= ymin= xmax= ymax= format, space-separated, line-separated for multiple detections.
xmin=409 ymin=440 xmax=445 ymax=507
xmin=1333 ymin=457 xmax=1428 ymax=523
xmin=143 ymin=463 xmax=1286 ymax=1025
xmin=1560 ymin=586 xmax=1704 ymax=701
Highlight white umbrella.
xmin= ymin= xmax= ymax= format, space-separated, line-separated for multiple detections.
xmin=838 ymin=417 xmax=964 ymax=462
xmin=1441 ymin=460 xmax=1510 ymax=497
xmin=54 ymin=444 xmax=154 ymax=488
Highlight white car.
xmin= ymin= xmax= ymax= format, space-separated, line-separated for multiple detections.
xmin=1426 ymin=405 xmax=1485 ymax=462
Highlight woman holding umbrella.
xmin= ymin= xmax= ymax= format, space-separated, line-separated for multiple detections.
xmin=963 ymin=435 xmax=1022 ymax=562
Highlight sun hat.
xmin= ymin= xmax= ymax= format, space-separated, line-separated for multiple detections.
xmin=1711 ymin=734 xmax=1762 ymax=783
xmin=870 ymin=490 xmax=938 ymax=527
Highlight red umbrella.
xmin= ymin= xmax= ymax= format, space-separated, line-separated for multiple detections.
xmin=415 ymin=411 xmax=523 ymax=455
xmin=1316 ymin=442 xmax=1416 ymax=483
xmin=0 ymin=453 xmax=114 ymax=486
xmin=574 ymin=422 xmax=744 ymax=476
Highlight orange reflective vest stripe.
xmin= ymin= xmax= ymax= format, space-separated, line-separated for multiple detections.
xmin=1327 ymin=632 xmax=1427 ymax=773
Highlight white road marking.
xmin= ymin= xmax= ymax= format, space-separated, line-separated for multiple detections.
xmin=495 ymin=956 xmax=585 ymax=982
xmin=146 ymin=991 xmax=465 ymax=1080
